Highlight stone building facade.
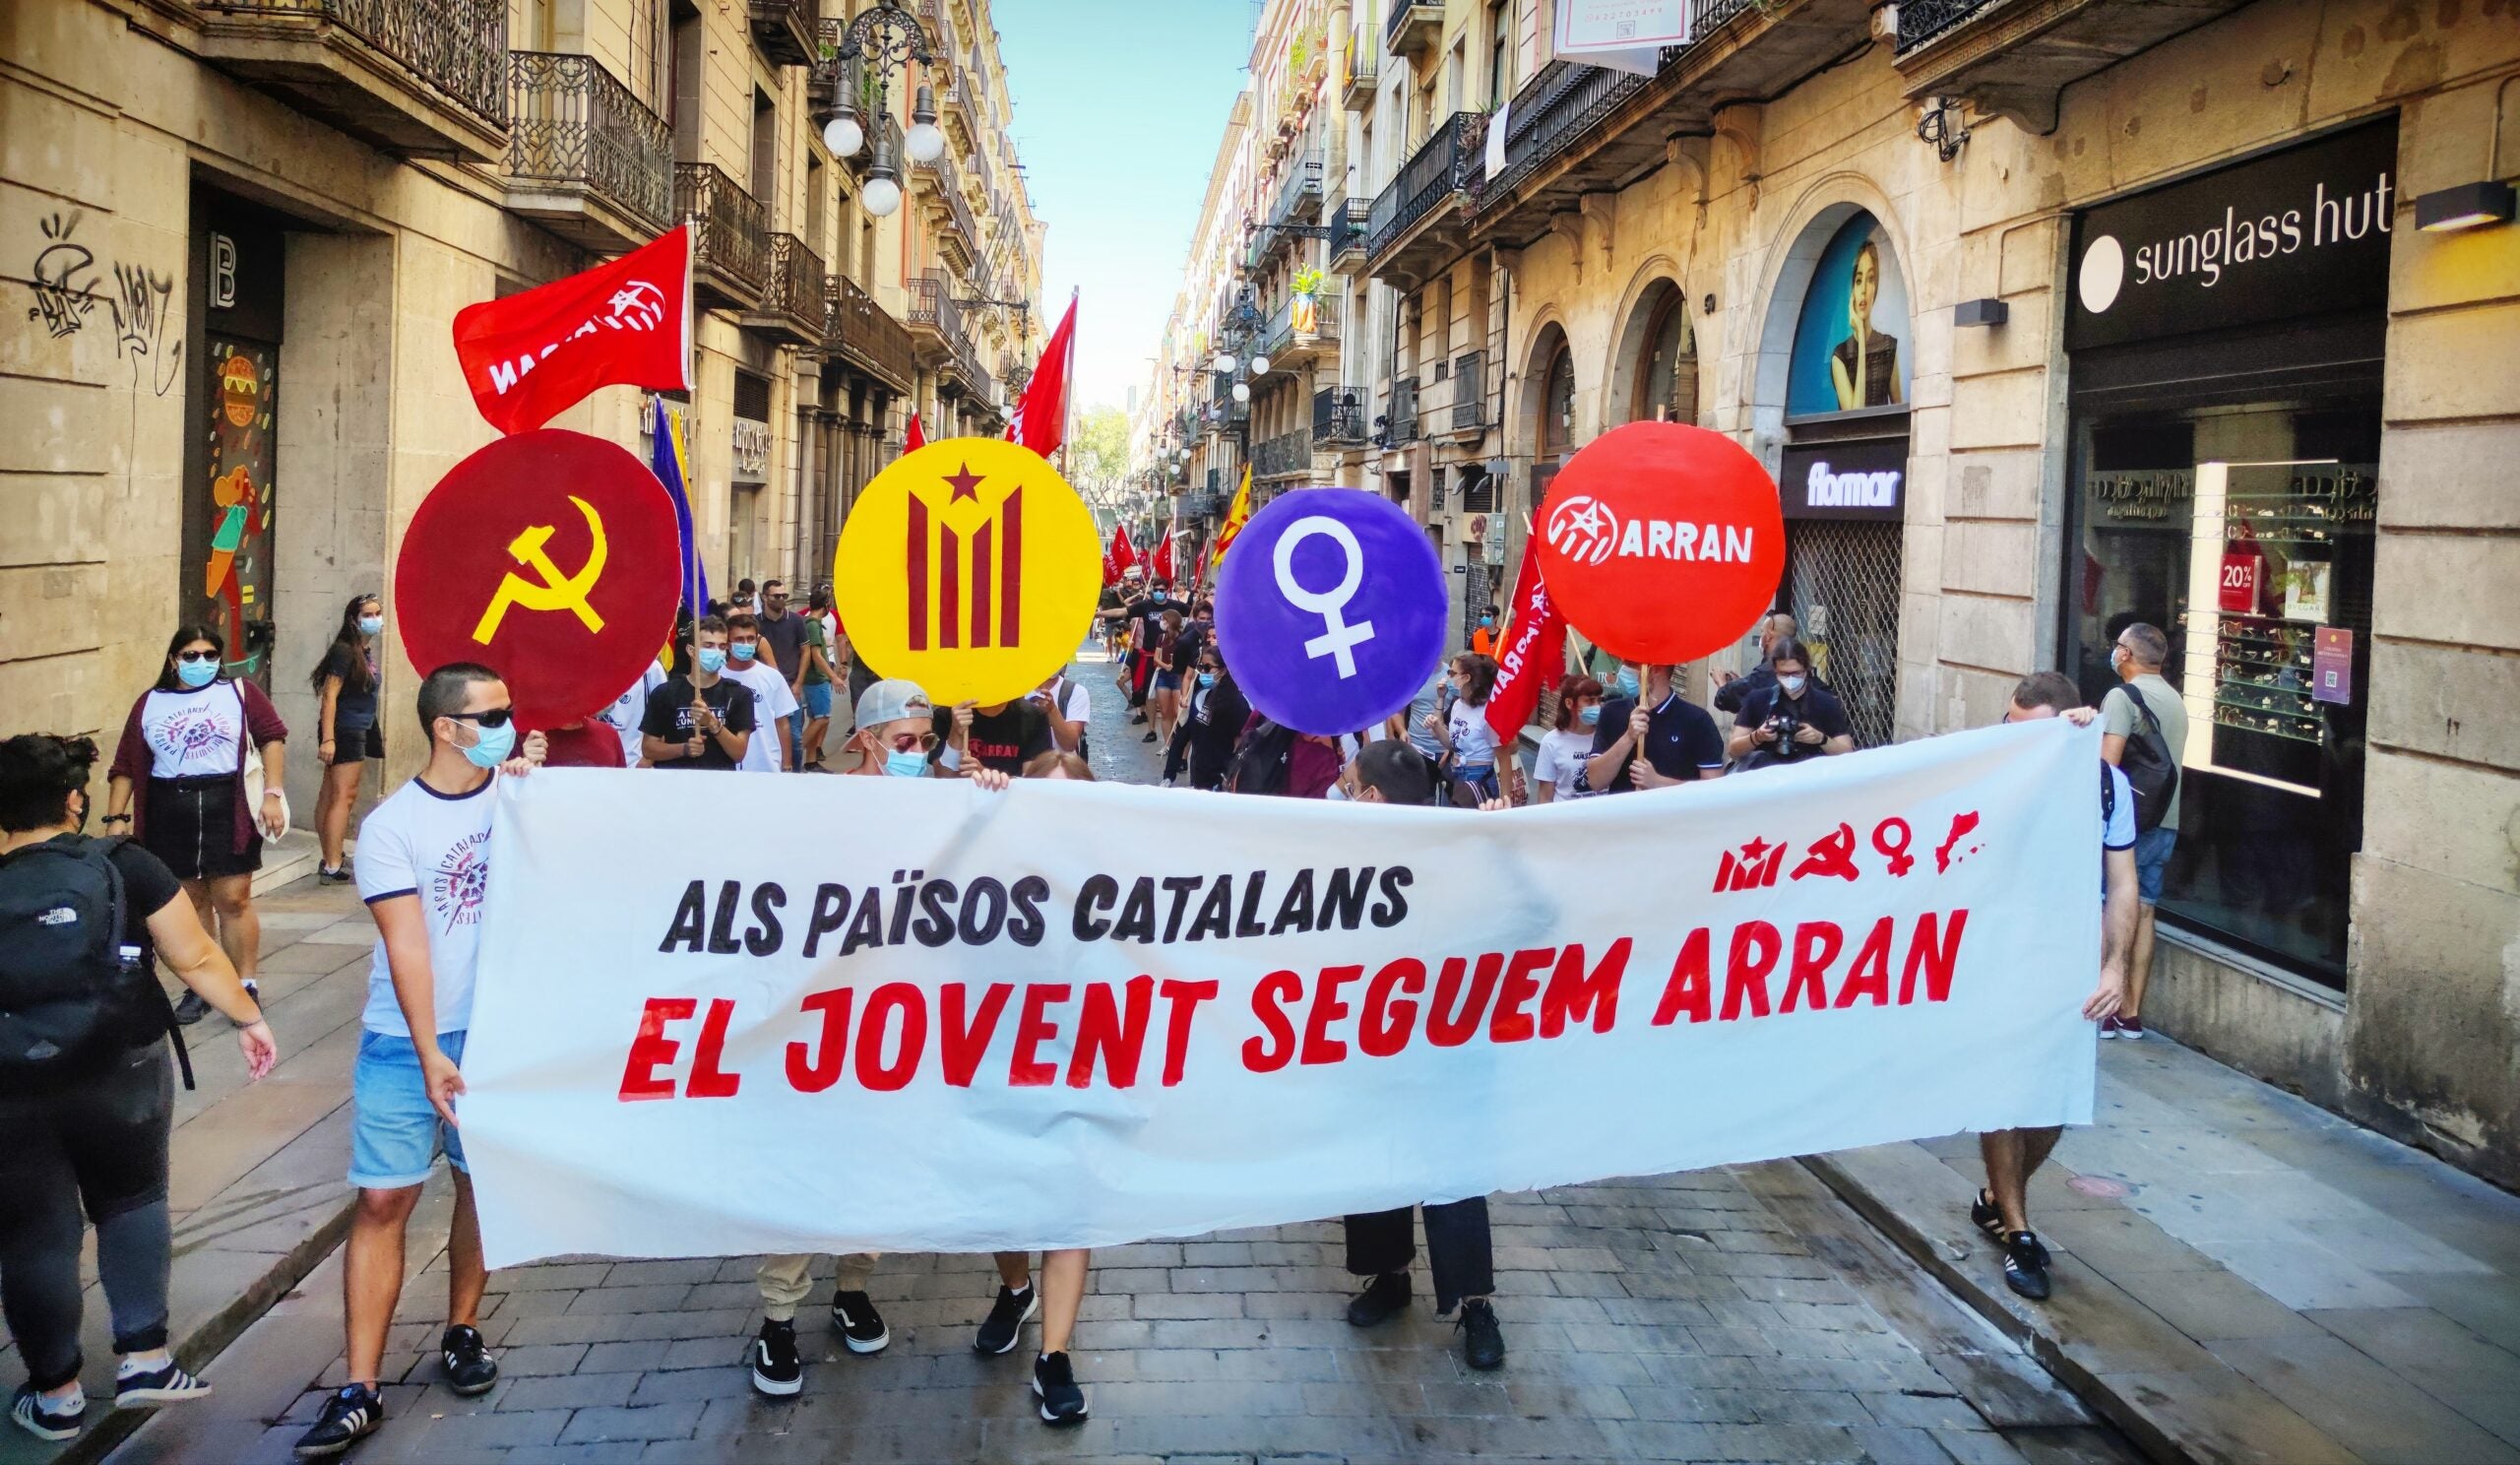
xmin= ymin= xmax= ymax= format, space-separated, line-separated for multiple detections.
xmin=4 ymin=0 xmax=1041 ymax=810
xmin=1140 ymin=0 xmax=2520 ymax=1185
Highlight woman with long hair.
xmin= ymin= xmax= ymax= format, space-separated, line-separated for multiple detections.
xmin=103 ymin=626 xmax=287 ymax=1025
xmin=1434 ymin=653 xmax=1518 ymax=806
xmin=1148 ymin=608 xmax=1187 ymax=750
xmin=1529 ymin=673 xmax=1605 ymax=803
xmin=310 ymin=594 xmax=383 ymax=883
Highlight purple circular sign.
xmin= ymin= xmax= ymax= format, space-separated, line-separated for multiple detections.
xmin=1215 ymin=488 xmax=1447 ymax=736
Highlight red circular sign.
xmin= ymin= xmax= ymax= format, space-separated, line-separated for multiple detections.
xmin=394 ymin=429 xmax=681 ymax=731
xmin=1534 ymin=421 xmax=1786 ymax=666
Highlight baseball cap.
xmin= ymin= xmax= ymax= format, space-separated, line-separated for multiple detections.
xmin=853 ymin=678 xmax=933 ymax=730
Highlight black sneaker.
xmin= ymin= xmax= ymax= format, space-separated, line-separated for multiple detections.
xmin=115 ymin=1360 xmax=212 ymax=1407
xmin=317 ymin=864 xmax=353 ymax=885
xmin=1971 ymin=1189 xmax=2007 ymax=1244
xmin=1458 ymin=1298 xmax=1505 ymax=1370
xmin=10 ymin=1385 xmax=83 ymax=1442
xmin=1345 ymin=1272 xmax=1411 ymax=1328
xmin=975 ymin=1283 xmax=1038 ymax=1356
xmin=2001 ymin=1231 xmax=2052 ymax=1301
xmin=172 ymin=990 xmax=212 ymax=1027
xmin=292 ymin=1384 xmax=382 ymax=1458
xmin=1033 ymin=1351 xmax=1089 ymax=1426
xmin=1141 ymin=731 xmax=1158 ymax=742
xmin=438 ymin=1324 xmax=497 ymax=1396
xmin=831 ymin=1291 xmax=890 ymax=1354
xmin=748 ymin=1319 xmax=802 ymax=1398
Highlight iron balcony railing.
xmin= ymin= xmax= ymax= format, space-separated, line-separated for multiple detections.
xmin=1480 ymin=0 xmax=1757 ymax=205
xmin=1384 ymin=0 xmax=1437 ymax=50
xmin=1451 ymin=351 xmax=1486 ymax=431
xmin=1270 ymin=150 xmax=1325 ymax=227
xmin=1254 ymin=428 xmax=1314 ymax=479
xmin=1329 ymin=197 xmax=1371 ymax=257
xmin=1261 ymin=291 xmax=1343 ymax=357
xmin=1366 ymin=111 xmax=1484 ymax=259
xmin=1178 ymin=489 xmax=1224 ymax=518
xmin=757 ymin=233 xmax=827 ymax=339
xmin=908 ymin=271 xmax=983 ymax=385
xmin=748 ymin=0 xmax=815 ymax=66
xmin=1899 ymin=0 xmax=2001 ymax=50
xmin=826 ymin=273 xmax=915 ymax=391
xmin=1314 ymin=387 xmax=1366 ymax=445
xmin=1342 ymin=24 xmax=1377 ymax=106
xmin=200 ymin=0 xmax=508 ymax=125
xmin=506 ymin=51 xmax=671 ymax=235
xmin=1387 ymin=375 xmax=1420 ymax=443
xmin=674 ymin=161 xmax=767 ymax=298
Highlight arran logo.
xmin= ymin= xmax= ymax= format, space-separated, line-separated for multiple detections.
xmin=1544 ymin=495 xmax=1622 ymax=567
xmin=1547 ymin=492 xmax=1758 ymax=566
xmin=485 ymin=282 xmax=672 ymax=397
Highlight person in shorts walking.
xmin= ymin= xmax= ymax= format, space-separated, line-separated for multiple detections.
xmin=2099 ymin=622 xmax=2185 ymax=1039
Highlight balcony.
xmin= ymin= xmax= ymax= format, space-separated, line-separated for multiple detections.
xmin=195 ymin=0 xmax=508 ymax=162
xmin=907 ymin=272 xmax=983 ymax=394
xmin=748 ymin=0 xmax=816 ymax=67
xmin=1474 ymin=0 xmax=1892 ymax=250
xmin=1260 ymin=291 xmax=1343 ymax=370
xmin=674 ymin=162 xmax=767 ymax=309
xmin=1386 ymin=375 xmax=1420 ymax=445
xmin=1365 ymin=111 xmax=1484 ymax=289
xmin=1327 ymin=197 xmax=1371 ymax=275
xmin=826 ymin=274 xmax=915 ymax=394
xmin=1253 ymin=428 xmax=1315 ymax=482
xmin=1384 ymin=0 xmax=1441 ymax=60
xmin=1269 ymin=151 xmax=1325 ymax=228
xmin=743 ymin=233 xmax=827 ymax=346
xmin=504 ymin=52 xmax=671 ymax=252
xmin=1178 ymin=489 xmax=1224 ymax=519
xmin=914 ymin=153 xmax=983 ymax=274
xmin=1342 ymin=25 xmax=1378 ymax=110
xmin=1448 ymin=351 xmax=1487 ymax=435
xmin=1314 ymin=387 xmax=1367 ymax=446
xmin=1895 ymin=0 xmax=2257 ymax=134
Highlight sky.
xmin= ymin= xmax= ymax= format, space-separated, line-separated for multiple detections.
xmin=991 ymin=0 xmax=1258 ymax=419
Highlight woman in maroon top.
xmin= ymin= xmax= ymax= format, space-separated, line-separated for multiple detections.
xmin=103 ymin=625 xmax=288 ymax=1023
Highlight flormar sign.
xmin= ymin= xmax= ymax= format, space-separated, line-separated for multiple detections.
xmin=458 ymin=720 xmax=2104 ymax=1264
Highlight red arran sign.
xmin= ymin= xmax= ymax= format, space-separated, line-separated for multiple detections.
xmin=1535 ymin=422 xmax=1786 ymax=665
xmin=453 ymin=227 xmax=692 ymax=435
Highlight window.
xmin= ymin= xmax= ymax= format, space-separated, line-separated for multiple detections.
xmin=751 ymin=88 xmax=778 ymax=205
xmin=805 ymin=154 xmax=825 ymax=244
xmin=1487 ymin=0 xmax=1510 ymax=109
xmin=1634 ymin=292 xmax=1696 ymax=423
xmin=669 ymin=3 xmax=702 ymax=162
xmin=1539 ymin=340 xmax=1576 ymax=460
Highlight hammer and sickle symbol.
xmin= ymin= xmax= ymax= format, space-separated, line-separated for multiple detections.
xmin=471 ymin=495 xmax=608 ymax=645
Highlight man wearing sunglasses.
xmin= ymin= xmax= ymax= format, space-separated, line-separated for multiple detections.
xmin=639 ymin=617 xmax=754 ymax=772
xmin=296 ymin=665 xmax=544 ymax=1459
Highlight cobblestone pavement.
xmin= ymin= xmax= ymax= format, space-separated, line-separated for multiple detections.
xmin=109 ymin=652 xmax=2135 ymax=1464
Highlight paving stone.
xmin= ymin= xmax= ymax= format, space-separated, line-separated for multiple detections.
xmin=556 ymin=1401 xmax=707 ymax=1444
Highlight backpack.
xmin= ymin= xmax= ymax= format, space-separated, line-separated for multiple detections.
xmin=0 ymin=837 xmax=191 ymax=1088
xmin=1227 ymin=720 xmax=1298 ymax=796
xmin=2111 ymin=687 xmax=2179 ymax=833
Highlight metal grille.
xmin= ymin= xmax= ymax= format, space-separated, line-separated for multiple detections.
xmin=1784 ymin=522 xmax=1903 ymax=748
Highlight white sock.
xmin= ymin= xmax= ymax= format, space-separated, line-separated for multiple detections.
xmin=37 ymin=1383 xmax=84 ymax=1409
xmin=118 ymin=1353 xmax=171 ymax=1378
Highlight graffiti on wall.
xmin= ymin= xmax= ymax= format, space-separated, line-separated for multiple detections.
xmin=21 ymin=210 xmax=182 ymax=395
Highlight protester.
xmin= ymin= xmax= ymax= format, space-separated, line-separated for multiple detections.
xmin=639 ymin=618 xmax=754 ymax=771
xmin=1334 ymin=740 xmax=1506 ymax=1371
xmin=1031 ymin=669 xmax=1092 ymax=764
xmin=1725 ymin=638 xmax=1855 ymax=770
xmin=310 ymin=594 xmax=384 ymax=885
xmin=729 ymin=578 xmax=761 ymax=616
xmin=597 ymin=657 xmax=668 ymax=767
xmin=797 ymin=587 xmax=841 ymax=771
xmin=1713 ymin=611 xmax=1818 ymax=716
xmin=104 ymin=626 xmax=287 ymax=1027
xmin=1179 ymin=647 xmax=1249 ymax=792
xmin=292 ymin=665 xmax=543 ymax=1459
xmin=1469 ymin=604 xmax=1501 ymax=658
xmin=2099 ymin=621 xmax=2184 ymax=1040
xmin=745 ymin=685 xmax=931 ymax=1397
xmin=722 ymin=613 xmax=799 ymax=774
xmin=1529 ymin=674 xmax=1605 ymax=803
xmin=1434 ymin=654 xmax=1517 ymax=805
xmin=935 ymin=693 xmax=1053 ymax=778
xmin=1584 ymin=662 xmax=1726 ymax=793
xmin=1973 ymin=670 xmax=2134 ymax=1302
xmin=0 ymin=733 xmax=276 ymax=1442
xmin=754 ymin=581 xmax=811 ymax=768
xmin=1148 ymin=608 xmax=1187 ymax=748
xmin=531 ymin=719 xmax=624 ymax=769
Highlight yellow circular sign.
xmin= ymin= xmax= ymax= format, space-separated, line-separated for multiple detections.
xmin=834 ymin=437 xmax=1102 ymax=707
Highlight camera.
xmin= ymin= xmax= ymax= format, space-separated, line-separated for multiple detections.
xmin=1762 ymin=711 xmax=1803 ymax=747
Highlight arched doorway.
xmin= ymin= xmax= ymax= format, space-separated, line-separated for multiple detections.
xmin=1764 ymin=209 xmax=1913 ymax=747
xmin=1608 ymin=279 xmax=1698 ymax=426
xmin=1531 ymin=329 xmax=1577 ymax=504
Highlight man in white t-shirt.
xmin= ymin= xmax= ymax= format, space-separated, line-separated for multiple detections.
xmin=294 ymin=664 xmax=544 ymax=1460
xmin=1030 ymin=669 xmax=1092 ymax=763
xmin=598 ymin=659 xmax=669 ymax=767
xmin=724 ymin=612 xmax=800 ymax=774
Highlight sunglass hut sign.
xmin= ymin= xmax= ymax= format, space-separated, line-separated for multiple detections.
xmin=2067 ymin=118 xmax=2396 ymax=352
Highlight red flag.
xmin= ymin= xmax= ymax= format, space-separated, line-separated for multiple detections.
xmin=1110 ymin=522 xmax=1138 ymax=576
xmin=1150 ymin=526 xmax=1175 ymax=585
xmin=905 ymin=411 xmax=926 ymax=452
xmin=453 ymin=227 xmax=692 ymax=435
xmin=1010 ymin=292 xmax=1078 ymax=459
xmin=1486 ymin=544 xmax=1567 ymax=745
xmin=1102 ymin=532 xmax=1120 ymax=588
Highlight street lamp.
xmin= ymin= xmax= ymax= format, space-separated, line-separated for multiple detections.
xmin=816 ymin=1 xmax=934 ymax=217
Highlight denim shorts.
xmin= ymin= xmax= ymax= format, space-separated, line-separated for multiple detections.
xmin=2133 ymin=826 xmax=2177 ymax=905
xmin=800 ymin=681 xmax=833 ymax=719
xmin=349 ymin=1029 xmax=468 ymax=1189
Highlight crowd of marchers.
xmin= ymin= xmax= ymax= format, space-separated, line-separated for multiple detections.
xmin=0 ymin=572 xmax=2182 ymax=1454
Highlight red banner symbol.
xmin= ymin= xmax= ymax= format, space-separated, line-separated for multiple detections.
xmin=907 ymin=475 xmax=1024 ymax=652
xmin=452 ymin=228 xmax=692 ymax=436
xmin=1486 ymin=543 xmax=1567 ymax=745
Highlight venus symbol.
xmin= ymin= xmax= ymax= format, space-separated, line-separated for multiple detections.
xmin=1274 ymin=515 xmax=1375 ymax=678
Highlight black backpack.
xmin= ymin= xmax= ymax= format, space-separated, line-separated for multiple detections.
xmin=2114 ymin=688 xmax=2179 ymax=833
xmin=0 ymin=838 xmax=189 ymax=1088
xmin=1227 ymin=720 xmax=1298 ymax=796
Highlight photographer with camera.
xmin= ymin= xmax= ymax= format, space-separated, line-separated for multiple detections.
xmin=1725 ymin=639 xmax=1853 ymax=772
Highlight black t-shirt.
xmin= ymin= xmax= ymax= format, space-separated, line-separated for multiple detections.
xmin=934 ymin=702 xmax=1052 ymax=775
xmin=755 ymin=611 xmax=809 ymax=679
xmin=1167 ymin=624 xmax=1208 ymax=674
xmin=316 ymin=642 xmax=379 ymax=725
xmin=641 ymin=674 xmax=757 ymax=771
xmin=1587 ymin=693 xmax=1728 ymax=791
xmin=1732 ymin=683 xmax=1854 ymax=766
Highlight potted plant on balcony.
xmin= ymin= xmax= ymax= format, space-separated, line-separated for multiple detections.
xmin=1290 ymin=267 xmax=1326 ymax=335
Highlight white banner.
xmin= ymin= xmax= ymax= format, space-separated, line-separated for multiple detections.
xmin=463 ymin=722 xmax=2101 ymax=1267
xmin=1553 ymin=0 xmax=1688 ymax=75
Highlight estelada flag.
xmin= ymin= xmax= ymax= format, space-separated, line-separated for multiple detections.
xmin=453 ymin=227 xmax=692 ymax=436
xmin=1210 ymin=467 xmax=1255 ymax=564
xmin=1485 ymin=540 xmax=1567 ymax=745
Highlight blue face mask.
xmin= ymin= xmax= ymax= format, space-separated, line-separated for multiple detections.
xmin=730 ymin=642 xmax=758 ymax=663
xmin=1480 ymin=615 xmax=1495 ymax=629
xmin=1778 ymin=674 xmax=1807 ymax=696
xmin=1579 ymin=703 xmax=1602 ymax=727
xmin=175 ymin=659 xmax=218 ymax=689
xmin=1613 ymin=669 xmax=1641 ymax=700
xmin=460 ymin=717 xmax=516 ymax=769
xmin=1197 ymin=671 xmax=1217 ymax=689
xmin=883 ymin=749 xmax=929 ymax=778
xmin=357 ymin=615 xmax=384 ymax=638
xmin=695 ymin=647 xmax=727 ymax=675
